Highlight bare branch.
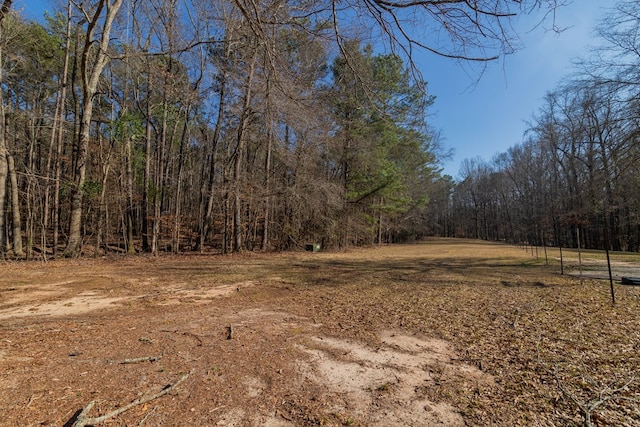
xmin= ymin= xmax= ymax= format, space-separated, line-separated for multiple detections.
xmin=71 ymin=372 xmax=190 ymax=427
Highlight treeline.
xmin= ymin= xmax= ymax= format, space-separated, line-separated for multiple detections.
xmin=0 ymin=1 xmax=450 ymax=257
xmin=0 ymin=0 xmax=566 ymax=258
xmin=438 ymin=1 xmax=640 ymax=252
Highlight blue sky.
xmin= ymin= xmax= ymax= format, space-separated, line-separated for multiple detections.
xmin=421 ymin=1 xmax=616 ymax=178
xmin=15 ymin=1 xmax=614 ymax=179
xmin=14 ymin=0 xmax=50 ymax=20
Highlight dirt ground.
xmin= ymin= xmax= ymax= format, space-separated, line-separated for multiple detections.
xmin=1 ymin=239 xmax=639 ymax=426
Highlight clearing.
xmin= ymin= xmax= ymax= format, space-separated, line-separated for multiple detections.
xmin=0 ymin=239 xmax=639 ymax=426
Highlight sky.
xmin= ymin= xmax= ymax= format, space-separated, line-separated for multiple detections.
xmin=14 ymin=0 xmax=51 ymax=20
xmin=420 ymin=1 xmax=617 ymax=178
xmin=14 ymin=0 xmax=616 ymax=179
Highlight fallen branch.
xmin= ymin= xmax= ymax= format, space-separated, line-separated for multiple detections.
xmin=121 ymin=356 xmax=161 ymax=364
xmin=72 ymin=401 xmax=95 ymax=427
xmin=137 ymin=406 xmax=157 ymax=426
xmin=555 ymin=374 xmax=637 ymax=427
xmin=71 ymin=372 xmax=190 ymax=427
xmin=180 ymin=331 xmax=203 ymax=346
xmin=160 ymin=329 xmax=203 ymax=346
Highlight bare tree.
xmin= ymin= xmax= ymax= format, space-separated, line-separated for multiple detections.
xmin=0 ymin=0 xmax=567 ymax=257
xmin=230 ymin=0 xmax=560 ymax=84
xmin=0 ymin=125 xmax=6 ymax=256
xmin=0 ymin=0 xmax=12 ymax=257
xmin=47 ymin=0 xmax=74 ymax=257
xmin=6 ymin=150 xmax=22 ymax=255
xmin=65 ymin=0 xmax=125 ymax=257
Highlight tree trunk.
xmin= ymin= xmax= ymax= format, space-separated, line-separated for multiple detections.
xmin=7 ymin=152 xmax=23 ymax=256
xmin=198 ymin=129 xmax=218 ymax=252
xmin=41 ymin=0 xmax=72 ymax=258
xmin=198 ymin=69 xmax=227 ymax=252
xmin=65 ymin=0 xmax=124 ymax=257
xmin=261 ymin=130 xmax=272 ymax=251
xmin=95 ymin=126 xmax=113 ymax=257
xmin=261 ymin=72 xmax=273 ymax=252
xmin=0 ymin=21 xmax=7 ymax=256
xmin=232 ymin=49 xmax=257 ymax=252
xmin=124 ymin=134 xmax=136 ymax=253
xmin=172 ymin=106 xmax=190 ymax=253
xmin=141 ymin=81 xmax=152 ymax=252
xmin=152 ymin=98 xmax=169 ymax=256
xmin=377 ymin=202 xmax=383 ymax=245
xmin=0 ymin=118 xmax=7 ymax=257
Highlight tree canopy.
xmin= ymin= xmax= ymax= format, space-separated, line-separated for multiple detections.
xmin=0 ymin=0 xmax=563 ymax=257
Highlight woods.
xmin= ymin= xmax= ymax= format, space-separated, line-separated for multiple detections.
xmin=0 ymin=0 xmax=563 ymax=257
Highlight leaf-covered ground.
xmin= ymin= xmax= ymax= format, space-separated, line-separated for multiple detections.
xmin=0 ymin=239 xmax=638 ymax=426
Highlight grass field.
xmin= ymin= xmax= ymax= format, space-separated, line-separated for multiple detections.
xmin=0 ymin=238 xmax=638 ymax=426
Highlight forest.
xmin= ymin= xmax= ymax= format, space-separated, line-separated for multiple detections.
xmin=438 ymin=2 xmax=640 ymax=253
xmin=1 ymin=0 xmax=638 ymax=258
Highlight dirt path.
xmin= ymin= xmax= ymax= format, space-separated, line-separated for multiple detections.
xmin=557 ymin=254 xmax=640 ymax=281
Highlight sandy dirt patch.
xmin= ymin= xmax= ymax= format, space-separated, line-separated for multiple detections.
xmin=296 ymin=330 xmax=493 ymax=426
xmin=0 ymin=291 xmax=124 ymax=319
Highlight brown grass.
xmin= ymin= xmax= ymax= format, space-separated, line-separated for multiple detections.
xmin=0 ymin=238 xmax=639 ymax=426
